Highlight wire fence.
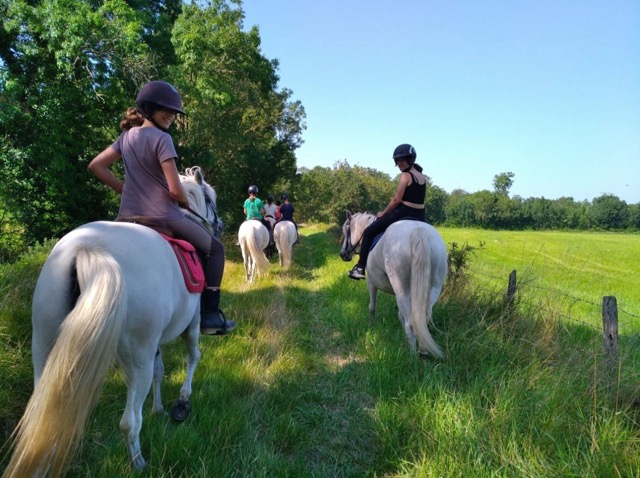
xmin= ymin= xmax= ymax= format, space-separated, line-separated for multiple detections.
xmin=463 ymin=266 xmax=639 ymax=367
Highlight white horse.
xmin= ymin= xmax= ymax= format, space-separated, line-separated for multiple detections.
xmin=340 ymin=211 xmax=448 ymax=359
xmin=273 ymin=220 xmax=297 ymax=268
xmin=3 ymin=167 xmax=223 ymax=477
xmin=238 ymin=220 xmax=270 ymax=282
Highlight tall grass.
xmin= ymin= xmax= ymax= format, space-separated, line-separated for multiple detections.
xmin=1 ymin=226 xmax=640 ymax=477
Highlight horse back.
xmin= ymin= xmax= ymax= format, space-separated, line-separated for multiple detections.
xmin=366 ymin=221 xmax=447 ymax=291
xmin=33 ymin=222 xmax=198 ymax=350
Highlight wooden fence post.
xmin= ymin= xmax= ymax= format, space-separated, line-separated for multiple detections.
xmin=602 ymin=296 xmax=619 ymax=371
xmin=507 ymin=270 xmax=517 ymax=304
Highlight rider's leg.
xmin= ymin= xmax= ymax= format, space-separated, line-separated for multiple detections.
xmin=166 ymin=217 xmax=235 ymax=335
xmin=200 ymin=247 xmax=236 ymax=335
xmin=293 ymin=220 xmax=300 ymax=244
xmin=349 ymin=211 xmax=398 ymax=279
xmin=262 ymin=218 xmax=273 ymax=244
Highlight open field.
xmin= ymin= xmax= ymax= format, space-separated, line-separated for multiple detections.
xmin=1 ymin=225 xmax=640 ymax=477
xmin=439 ymin=228 xmax=640 ymax=333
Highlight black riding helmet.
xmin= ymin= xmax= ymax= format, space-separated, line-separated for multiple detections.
xmin=267 ymin=195 xmax=274 ymax=202
xmin=136 ymin=81 xmax=185 ymax=131
xmin=248 ymin=185 xmax=258 ymax=194
xmin=281 ymin=193 xmax=289 ymax=200
xmin=136 ymin=81 xmax=185 ymax=115
xmin=393 ymin=144 xmax=417 ymax=166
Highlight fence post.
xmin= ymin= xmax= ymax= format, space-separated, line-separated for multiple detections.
xmin=602 ymin=296 xmax=619 ymax=372
xmin=507 ymin=270 xmax=517 ymax=304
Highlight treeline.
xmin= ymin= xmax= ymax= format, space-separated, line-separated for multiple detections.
xmin=290 ymin=163 xmax=640 ymax=231
xmin=0 ymin=0 xmax=305 ymax=259
xmin=1 ymin=1 xmax=637 ymax=263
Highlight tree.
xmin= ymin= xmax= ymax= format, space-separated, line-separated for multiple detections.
xmin=493 ymin=172 xmax=515 ymax=196
xmin=589 ymin=194 xmax=628 ymax=230
xmin=170 ymin=1 xmax=306 ymax=228
xmin=0 ymin=0 xmax=165 ymax=242
xmin=425 ymin=185 xmax=447 ymax=225
xmin=444 ymin=189 xmax=475 ymax=227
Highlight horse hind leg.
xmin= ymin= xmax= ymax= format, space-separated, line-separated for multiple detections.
xmin=171 ymin=315 xmax=201 ymax=422
xmin=117 ymin=352 xmax=155 ymax=470
xmin=151 ymin=348 xmax=164 ymax=414
xmin=396 ymin=294 xmax=417 ymax=353
xmin=367 ymin=282 xmax=378 ymax=323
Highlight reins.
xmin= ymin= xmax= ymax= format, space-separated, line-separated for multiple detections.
xmin=343 ymin=217 xmax=366 ymax=256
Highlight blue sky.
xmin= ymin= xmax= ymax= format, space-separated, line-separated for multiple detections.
xmin=241 ymin=1 xmax=640 ymax=203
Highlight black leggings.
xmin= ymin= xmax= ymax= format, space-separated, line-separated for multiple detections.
xmin=357 ymin=205 xmax=425 ymax=269
xmin=165 ymin=215 xmax=225 ymax=288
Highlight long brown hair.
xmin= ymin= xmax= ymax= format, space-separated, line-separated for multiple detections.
xmin=120 ymin=107 xmax=144 ymax=131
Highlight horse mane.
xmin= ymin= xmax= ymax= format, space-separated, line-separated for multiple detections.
xmin=180 ymin=167 xmax=217 ymax=216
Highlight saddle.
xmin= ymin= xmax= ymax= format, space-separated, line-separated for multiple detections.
xmin=159 ymin=234 xmax=206 ymax=293
xmin=115 ymin=217 xmax=205 ymax=293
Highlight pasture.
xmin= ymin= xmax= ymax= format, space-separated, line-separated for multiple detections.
xmin=1 ymin=225 xmax=640 ymax=477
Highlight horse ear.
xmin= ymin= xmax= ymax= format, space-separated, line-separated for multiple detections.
xmin=345 ymin=210 xmax=352 ymax=219
xmin=194 ymin=167 xmax=204 ymax=185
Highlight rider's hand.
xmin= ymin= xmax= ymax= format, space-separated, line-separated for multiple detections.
xmin=376 ymin=211 xmax=384 ymax=219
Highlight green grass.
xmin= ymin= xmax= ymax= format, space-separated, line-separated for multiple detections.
xmin=2 ymin=226 xmax=640 ymax=477
xmin=439 ymin=228 xmax=640 ymax=331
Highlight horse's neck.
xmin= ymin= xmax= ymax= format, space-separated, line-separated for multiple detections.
xmin=354 ymin=214 xmax=374 ymax=238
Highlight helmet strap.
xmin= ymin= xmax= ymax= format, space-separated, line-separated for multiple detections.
xmin=137 ymin=102 xmax=169 ymax=132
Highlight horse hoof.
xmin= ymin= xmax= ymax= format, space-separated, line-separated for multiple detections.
xmin=170 ymin=399 xmax=191 ymax=422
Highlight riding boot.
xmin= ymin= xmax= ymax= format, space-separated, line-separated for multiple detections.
xmin=200 ymin=288 xmax=236 ymax=335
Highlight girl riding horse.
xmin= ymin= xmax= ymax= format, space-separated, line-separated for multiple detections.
xmin=348 ymin=143 xmax=427 ymax=280
xmin=89 ymin=80 xmax=235 ymax=335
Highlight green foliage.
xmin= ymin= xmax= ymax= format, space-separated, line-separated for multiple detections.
xmin=0 ymin=0 xmax=306 ymax=245
xmin=294 ymin=161 xmax=394 ymax=225
xmin=446 ymin=240 xmax=485 ymax=283
xmin=0 ymin=0 xmax=157 ymax=242
xmin=170 ymin=2 xmax=305 ymax=230
xmin=492 ymin=171 xmax=514 ymax=195
xmin=589 ymin=193 xmax=629 ymax=230
xmin=1 ymin=0 xmax=638 ymax=252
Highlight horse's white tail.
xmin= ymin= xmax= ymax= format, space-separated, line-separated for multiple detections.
xmin=3 ymin=247 xmax=127 ymax=478
xmin=410 ymin=229 xmax=444 ymax=359
xmin=244 ymin=228 xmax=270 ymax=278
xmin=275 ymin=223 xmax=293 ymax=268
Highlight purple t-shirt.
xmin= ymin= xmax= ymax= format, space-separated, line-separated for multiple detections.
xmin=112 ymin=127 xmax=182 ymax=219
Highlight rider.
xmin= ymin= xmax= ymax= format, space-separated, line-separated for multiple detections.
xmin=88 ymin=80 xmax=236 ymax=335
xmin=348 ymin=143 xmax=426 ymax=280
xmin=243 ymin=185 xmax=272 ymax=243
xmin=263 ymin=195 xmax=278 ymax=224
xmin=278 ymin=193 xmax=299 ymax=244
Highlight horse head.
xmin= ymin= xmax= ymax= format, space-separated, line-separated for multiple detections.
xmin=340 ymin=210 xmax=373 ymax=261
xmin=181 ymin=166 xmax=224 ymax=238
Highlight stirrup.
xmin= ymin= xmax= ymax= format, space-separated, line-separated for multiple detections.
xmin=348 ymin=266 xmax=365 ymax=280
xmin=201 ymin=309 xmax=236 ymax=336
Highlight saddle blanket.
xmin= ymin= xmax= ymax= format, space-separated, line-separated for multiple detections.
xmin=159 ymin=234 xmax=206 ymax=293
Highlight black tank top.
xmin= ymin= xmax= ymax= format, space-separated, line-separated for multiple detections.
xmin=401 ymin=171 xmax=426 ymax=204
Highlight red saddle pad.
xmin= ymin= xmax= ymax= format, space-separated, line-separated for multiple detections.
xmin=159 ymin=234 xmax=206 ymax=293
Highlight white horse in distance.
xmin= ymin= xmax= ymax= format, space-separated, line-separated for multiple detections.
xmin=273 ymin=220 xmax=297 ymax=268
xmin=238 ymin=220 xmax=270 ymax=282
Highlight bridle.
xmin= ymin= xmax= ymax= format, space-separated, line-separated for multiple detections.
xmin=341 ymin=217 xmax=365 ymax=258
xmin=186 ymin=183 xmax=223 ymax=238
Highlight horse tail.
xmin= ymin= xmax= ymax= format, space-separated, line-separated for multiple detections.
xmin=276 ymin=223 xmax=293 ymax=268
xmin=4 ymin=247 xmax=127 ymax=478
xmin=248 ymin=226 xmax=270 ymax=277
xmin=410 ymin=228 xmax=444 ymax=359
